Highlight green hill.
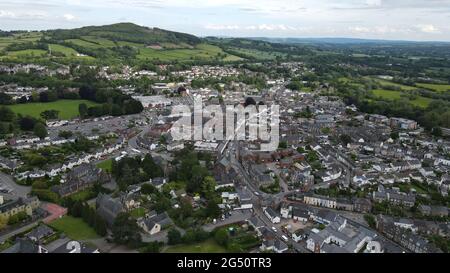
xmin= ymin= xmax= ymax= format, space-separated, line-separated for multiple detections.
xmin=0 ymin=23 xmax=242 ymax=63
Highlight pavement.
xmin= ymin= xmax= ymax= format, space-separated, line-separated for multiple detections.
xmin=0 ymin=172 xmax=31 ymax=199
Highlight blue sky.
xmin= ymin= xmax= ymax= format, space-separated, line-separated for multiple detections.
xmin=0 ymin=0 xmax=450 ymax=41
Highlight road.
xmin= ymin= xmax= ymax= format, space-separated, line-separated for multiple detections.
xmin=0 ymin=220 xmax=39 ymax=243
xmin=224 ymin=140 xmax=310 ymax=253
xmin=0 ymin=172 xmax=31 ymax=199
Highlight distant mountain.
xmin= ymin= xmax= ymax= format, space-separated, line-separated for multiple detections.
xmin=246 ymin=37 xmax=450 ymax=45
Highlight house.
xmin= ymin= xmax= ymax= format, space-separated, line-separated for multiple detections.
xmin=264 ymin=207 xmax=281 ymax=224
xmin=26 ymin=225 xmax=54 ymax=242
xmin=96 ymin=193 xmax=124 ymax=227
xmin=52 ymin=164 xmax=110 ymax=197
xmin=352 ymin=198 xmax=372 ymax=213
xmin=0 ymin=197 xmax=40 ymax=220
xmin=292 ymin=229 xmax=307 ymax=242
xmin=1 ymin=238 xmax=48 ymax=253
xmin=292 ymin=207 xmax=309 ymax=223
xmin=137 ymin=212 xmax=173 ymax=235
xmin=418 ymin=205 xmax=448 ymax=217
xmin=260 ymin=239 xmax=288 ymax=253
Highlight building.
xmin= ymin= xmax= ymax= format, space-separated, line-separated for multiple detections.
xmin=264 ymin=207 xmax=281 ymax=224
xmin=0 ymin=197 xmax=40 ymax=220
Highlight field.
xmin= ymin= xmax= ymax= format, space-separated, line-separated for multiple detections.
xmin=229 ymin=47 xmax=285 ymax=60
xmin=96 ymin=159 xmax=113 ymax=173
xmin=368 ymin=77 xmax=417 ymax=91
xmin=7 ymin=49 xmax=47 ymax=57
xmin=49 ymin=44 xmax=79 ymax=57
xmin=137 ymin=43 xmax=240 ymax=61
xmin=372 ymin=89 xmax=432 ymax=108
xmin=8 ymin=100 xmax=99 ymax=120
xmin=163 ymin=239 xmax=227 ymax=253
xmin=416 ymin=83 xmax=450 ymax=93
xmin=48 ymin=216 xmax=99 ymax=241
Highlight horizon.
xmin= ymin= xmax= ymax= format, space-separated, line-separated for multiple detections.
xmin=0 ymin=0 xmax=449 ymax=42
xmin=3 ymin=22 xmax=450 ymax=44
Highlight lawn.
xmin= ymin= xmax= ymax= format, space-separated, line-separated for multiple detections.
xmin=130 ymin=207 xmax=146 ymax=219
xmin=48 ymin=216 xmax=99 ymax=241
xmin=372 ymin=89 xmax=432 ymax=108
xmin=163 ymin=239 xmax=227 ymax=253
xmin=96 ymin=159 xmax=113 ymax=173
xmin=416 ymin=83 xmax=450 ymax=93
xmin=8 ymin=99 xmax=99 ymax=120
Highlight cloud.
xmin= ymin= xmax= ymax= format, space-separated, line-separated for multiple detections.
xmin=63 ymin=13 xmax=76 ymax=21
xmin=205 ymin=24 xmax=298 ymax=31
xmin=0 ymin=9 xmax=47 ymax=20
xmin=416 ymin=24 xmax=440 ymax=33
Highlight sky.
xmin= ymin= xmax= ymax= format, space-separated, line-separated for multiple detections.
xmin=0 ymin=0 xmax=450 ymax=41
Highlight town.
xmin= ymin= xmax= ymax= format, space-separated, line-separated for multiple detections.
xmin=1 ymin=23 xmax=450 ymax=254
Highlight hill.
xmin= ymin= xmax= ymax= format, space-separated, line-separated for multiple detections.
xmin=0 ymin=23 xmax=242 ymax=64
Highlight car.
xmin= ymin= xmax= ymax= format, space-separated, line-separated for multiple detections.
xmin=271 ymin=227 xmax=278 ymax=233
xmin=254 ymin=191 xmax=260 ymax=196
xmin=281 ymin=235 xmax=289 ymax=242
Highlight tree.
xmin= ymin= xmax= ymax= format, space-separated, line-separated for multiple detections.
xmin=140 ymin=242 xmax=162 ymax=253
xmin=58 ymin=130 xmax=73 ymax=139
xmin=79 ymin=103 xmax=88 ymax=119
xmin=201 ymin=176 xmax=216 ymax=198
xmin=40 ymin=110 xmax=59 ymax=120
xmin=168 ymin=228 xmax=182 ymax=245
xmin=0 ymin=106 xmax=15 ymax=122
xmin=33 ymin=123 xmax=48 ymax=139
xmin=141 ymin=183 xmax=157 ymax=195
xmin=340 ymin=134 xmax=352 ymax=146
xmin=214 ymin=228 xmax=229 ymax=246
xmin=112 ymin=212 xmax=142 ymax=248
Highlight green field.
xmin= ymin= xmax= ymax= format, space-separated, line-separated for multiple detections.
xmin=7 ymin=49 xmax=47 ymax=57
xmin=416 ymin=83 xmax=450 ymax=92
xmin=8 ymin=100 xmax=99 ymax=120
xmin=372 ymin=89 xmax=433 ymax=108
xmin=137 ymin=43 xmax=240 ymax=61
xmin=368 ymin=77 xmax=417 ymax=91
xmin=48 ymin=216 xmax=99 ymax=241
xmin=229 ymin=47 xmax=285 ymax=60
xmin=96 ymin=159 xmax=113 ymax=173
xmin=163 ymin=239 xmax=227 ymax=253
xmin=49 ymin=44 xmax=79 ymax=57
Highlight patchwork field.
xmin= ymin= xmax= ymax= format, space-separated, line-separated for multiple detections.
xmin=368 ymin=77 xmax=417 ymax=91
xmin=416 ymin=83 xmax=450 ymax=92
xmin=372 ymin=89 xmax=433 ymax=108
xmin=8 ymin=100 xmax=99 ymax=120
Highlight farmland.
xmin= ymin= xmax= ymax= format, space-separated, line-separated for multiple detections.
xmin=416 ymin=83 xmax=450 ymax=92
xmin=372 ymin=89 xmax=433 ymax=108
xmin=8 ymin=100 xmax=99 ymax=120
